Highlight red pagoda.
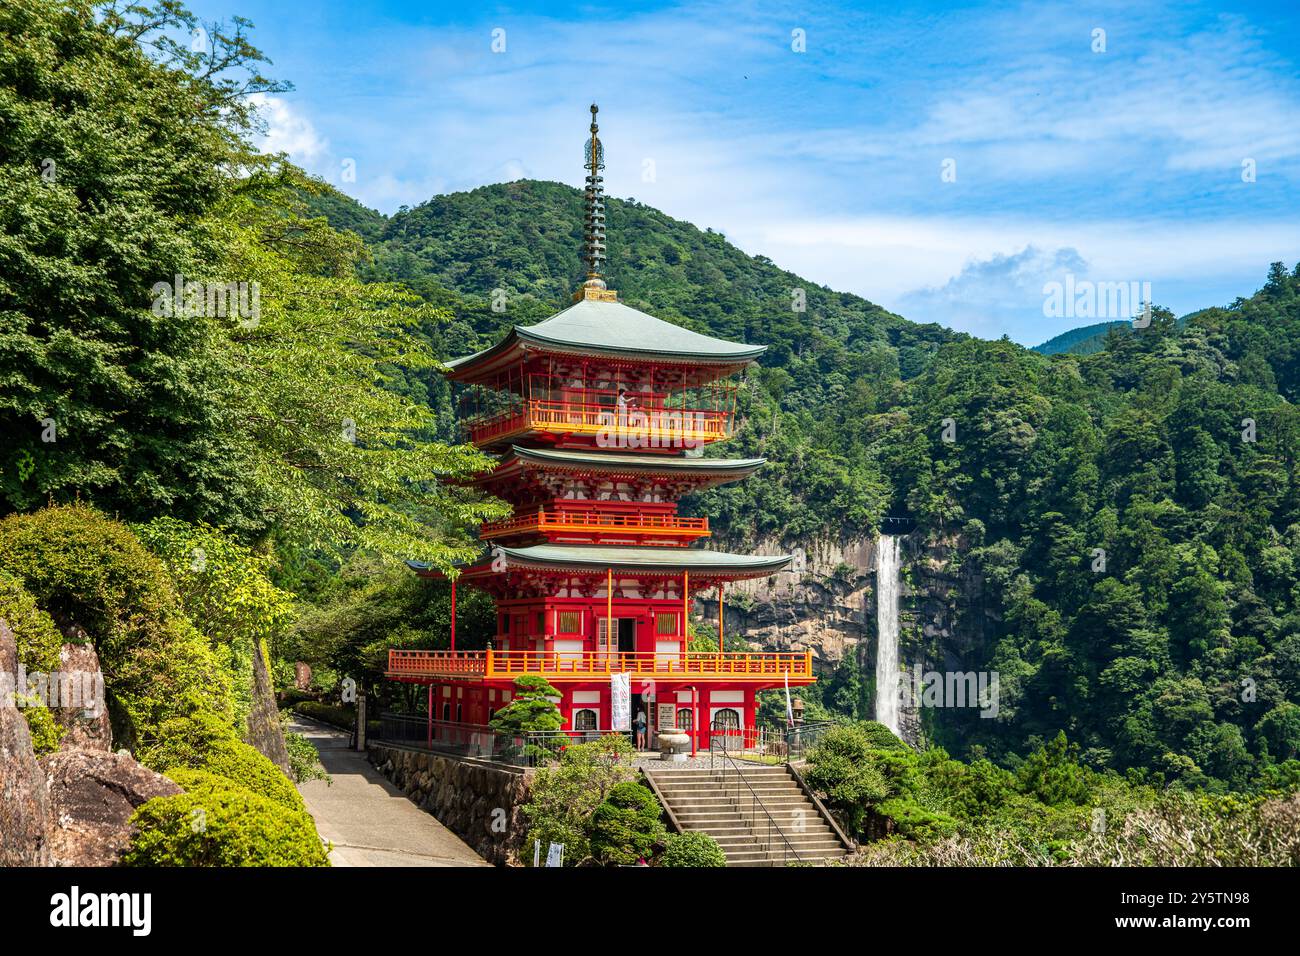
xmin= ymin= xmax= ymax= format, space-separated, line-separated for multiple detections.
xmin=387 ymin=105 xmax=814 ymax=751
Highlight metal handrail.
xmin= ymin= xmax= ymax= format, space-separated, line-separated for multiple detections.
xmin=709 ymin=735 xmax=803 ymax=865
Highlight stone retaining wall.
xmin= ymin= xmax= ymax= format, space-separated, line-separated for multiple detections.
xmin=368 ymin=743 xmax=532 ymax=866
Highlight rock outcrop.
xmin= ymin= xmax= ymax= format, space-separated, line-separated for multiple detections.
xmin=51 ymin=640 xmax=111 ymax=752
xmin=246 ymin=640 xmax=291 ymax=775
xmin=0 ymin=619 xmax=53 ymax=865
xmin=40 ymin=749 xmax=181 ymax=866
xmin=369 ymin=743 xmax=531 ymax=865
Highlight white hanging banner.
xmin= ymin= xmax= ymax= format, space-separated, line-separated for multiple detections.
xmin=610 ymin=672 xmax=632 ymax=731
xmin=545 ymin=843 xmax=565 ymax=867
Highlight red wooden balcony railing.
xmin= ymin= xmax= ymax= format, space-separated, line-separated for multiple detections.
xmin=464 ymin=400 xmax=732 ymax=447
xmin=386 ymin=648 xmax=814 ymax=682
xmin=479 ymin=509 xmax=710 ymax=542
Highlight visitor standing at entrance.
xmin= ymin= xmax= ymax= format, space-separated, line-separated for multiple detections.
xmin=635 ymin=708 xmax=648 ymax=750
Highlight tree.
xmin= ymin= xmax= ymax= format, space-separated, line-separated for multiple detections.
xmin=489 ymin=675 xmax=564 ymax=736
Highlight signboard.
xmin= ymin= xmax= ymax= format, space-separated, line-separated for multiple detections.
xmin=610 ymin=672 xmax=631 ymax=731
xmin=657 ymin=702 xmax=676 ymax=731
xmin=545 ymin=843 xmax=565 ymax=868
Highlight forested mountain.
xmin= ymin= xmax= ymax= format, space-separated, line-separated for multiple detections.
xmin=312 ymin=183 xmax=1300 ymax=792
xmin=1032 ymin=320 xmax=1131 ymax=355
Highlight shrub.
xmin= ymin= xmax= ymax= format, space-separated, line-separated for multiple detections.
xmin=285 ymin=729 xmax=329 ymax=784
xmin=803 ymin=724 xmax=889 ymax=836
xmin=293 ymin=700 xmax=354 ymax=730
xmin=141 ymin=714 xmax=303 ymax=811
xmin=133 ymin=518 xmax=296 ymax=736
xmin=0 ymin=570 xmax=62 ymax=673
xmin=661 ymin=831 xmax=727 ymax=868
xmin=490 ymin=675 xmax=564 ymax=735
xmin=0 ymin=505 xmax=233 ymax=749
xmin=590 ymin=781 xmax=666 ymax=866
xmin=522 ymin=735 xmax=639 ymax=865
xmin=123 ymin=781 xmax=328 ymax=867
xmin=20 ymin=700 xmax=64 ymax=756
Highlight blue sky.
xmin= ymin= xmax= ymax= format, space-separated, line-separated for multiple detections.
xmin=188 ymin=0 xmax=1300 ymax=344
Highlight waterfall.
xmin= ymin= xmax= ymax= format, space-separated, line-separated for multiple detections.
xmin=874 ymin=534 xmax=902 ymax=735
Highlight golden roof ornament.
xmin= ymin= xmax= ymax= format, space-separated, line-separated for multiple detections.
xmin=576 ymin=103 xmax=618 ymax=302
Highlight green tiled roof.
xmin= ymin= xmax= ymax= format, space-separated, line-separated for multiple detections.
xmin=448 ymin=298 xmax=765 ymax=371
xmin=511 ymin=445 xmax=766 ymax=474
xmin=491 ymin=544 xmax=791 ymax=575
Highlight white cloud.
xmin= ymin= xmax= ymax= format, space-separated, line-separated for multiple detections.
xmin=249 ymin=94 xmax=329 ymax=167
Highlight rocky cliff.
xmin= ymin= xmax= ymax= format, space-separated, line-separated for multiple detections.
xmin=696 ymin=532 xmax=997 ymax=747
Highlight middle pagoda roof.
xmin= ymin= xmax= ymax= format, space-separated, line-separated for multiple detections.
xmin=445 ymin=297 xmax=766 ymax=384
xmin=472 ymin=444 xmax=766 ymax=489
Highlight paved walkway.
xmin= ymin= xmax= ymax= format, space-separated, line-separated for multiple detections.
xmin=290 ymin=718 xmax=489 ymax=867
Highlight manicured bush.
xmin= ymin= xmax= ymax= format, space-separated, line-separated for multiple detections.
xmin=661 ymin=831 xmax=727 ymax=868
xmin=123 ymin=780 xmax=328 ymax=867
xmin=489 ymin=674 xmax=564 ymax=735
xmin=0 ymin=505 xmax=233 ymax=749
xmin=590 ymin=781 xmax=666 ymax=866
xmin=141 ymin=714 xmax=303 ymax=811
xmin=293 ymin=700 xmax=354 ymax=730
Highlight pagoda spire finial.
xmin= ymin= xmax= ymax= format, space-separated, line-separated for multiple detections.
xmin=576 ymin=103 xmax=617 ymax=302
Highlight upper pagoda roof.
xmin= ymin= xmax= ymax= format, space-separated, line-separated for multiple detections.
xmin=445 ymin=298 xmax=766 ymax=383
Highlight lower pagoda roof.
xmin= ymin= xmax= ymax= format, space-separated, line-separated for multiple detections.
xmin=510 ymin=446 xmax=766 ymax=477
xmin=409 ymin=545 xmax=792 ymax=580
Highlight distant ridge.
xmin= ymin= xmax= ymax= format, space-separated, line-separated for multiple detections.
xmin=1031 ymin=320 xmax=1131 ymax=356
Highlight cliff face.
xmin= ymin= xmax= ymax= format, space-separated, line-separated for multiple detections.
xmin=697 ymin=532 xmax=998 ymax=747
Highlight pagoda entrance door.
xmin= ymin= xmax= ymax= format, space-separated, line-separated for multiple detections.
xmin=617 ymin=618 xmax=636 ymax=654
xmin=597 ymin=618 xmax=638 ymax=666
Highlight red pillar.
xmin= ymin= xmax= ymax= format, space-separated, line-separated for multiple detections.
xmin=450 ymin=576 xmax=457 ymax=652
xmin=427 ymin=684 xmax=433 ymax=748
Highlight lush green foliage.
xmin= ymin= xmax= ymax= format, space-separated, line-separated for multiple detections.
xmin=0 ymin=0 xmax=502 ymax=564
xmin=0 ymin=569 xmax=61 ymax=673
xmin=0 ymin=504 xmax=233 ymax=749
xmin=521 ymin=735 xmax=639 ymax=866
xmin=284 ymin=728 xmax=330 ymax=784
xmin=660 ymin=831 xmax=727 ymax=868
xmin=140 ymin=713 xmax=304 ymax=812
xmin=589 ymin=782 xmax=667 ymax=866
xmin=135 ymin=518 xmax=295 ymax=734
xmin=125 ymin=769 xmax=327 ymax=867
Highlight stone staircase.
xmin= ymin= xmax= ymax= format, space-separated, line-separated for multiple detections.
xmin=644 ymin=764 xmax=851 ymax=867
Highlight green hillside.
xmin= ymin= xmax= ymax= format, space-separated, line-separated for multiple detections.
xmin=313 ymin=180 xmax=1300 ymax=791
xmin=1032 ymin=320 xmax=1132 ymax=355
